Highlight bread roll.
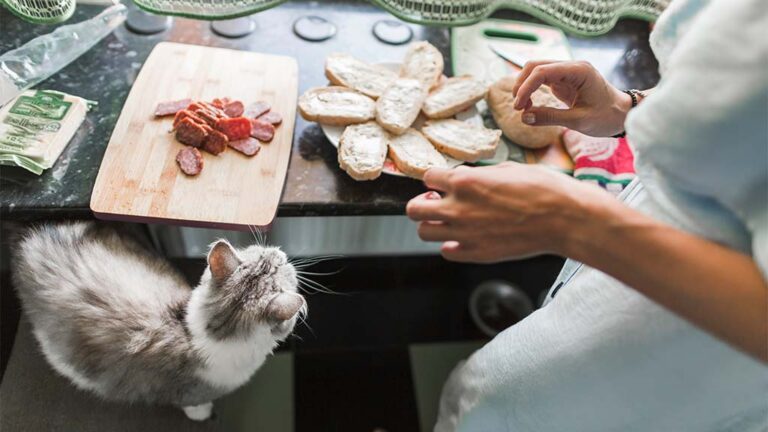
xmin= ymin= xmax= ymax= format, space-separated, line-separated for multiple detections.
xmin=421 ymin=119 xmax=501 ymax=162
xmin=338 ymin=122 xmax=389 ymax=181
xmin=376 ymin=79 xmax=428 ymax=135
xmin=298 ymin=86 xmax=376 ymax=126
xmin=325 ymin=53 xmax=398 ymax=99
xmin=399 ymin=41 xmax=444 ymax=90
xmin=387 ymin=128 xmax=447 ymax=179
xmin=487 ymin=76 xmax=565 ymax=149
xmin=422 ymin=75 xmax=487 ymax=119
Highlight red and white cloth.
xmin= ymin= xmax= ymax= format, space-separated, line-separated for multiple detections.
xmin=562 ymin=129 xmax=636 ymax=195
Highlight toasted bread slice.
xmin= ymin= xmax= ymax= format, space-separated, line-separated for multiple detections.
xmin=298 ymin=86 xmax=376 ymax=126
xmin=387 ymin=129 xmax=447 ymax=179
xmin=376 ymin=79 xmax=428 ymax=135
xmin=399 ymin=41 xmax=444 ymax=90
xmin=325 ymin=53 xmax=398 ymax=99
xmin=422 ymin=76 xmax=488 ymax=119
xmin=421 ymin=119 xmax=501 ymax=162
xmin=338 ymin=122 xmax=389 ymax=181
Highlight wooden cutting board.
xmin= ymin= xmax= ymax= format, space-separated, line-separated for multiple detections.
xmin=91 ymin=42 xmax=298 ymax=230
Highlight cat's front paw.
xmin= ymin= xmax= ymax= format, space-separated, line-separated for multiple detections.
xmin=182 ymin=402 xmax=213 ymax=421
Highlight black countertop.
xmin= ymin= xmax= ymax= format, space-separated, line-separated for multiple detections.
xmin=0 ymin=1 xmax=659 ymax=220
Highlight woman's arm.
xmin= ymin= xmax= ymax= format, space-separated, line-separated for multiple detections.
xmin=568 ymin=189 xmax=768 ymax=362
xmin=406 ymin=164 xmax=768 ymax=363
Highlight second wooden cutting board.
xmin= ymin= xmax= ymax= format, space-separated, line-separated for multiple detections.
xmin=91 ymin=42 xmax=298 ymax=230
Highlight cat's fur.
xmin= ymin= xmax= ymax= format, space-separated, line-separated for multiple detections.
xmin=12 ymin=222 xmax=305 ymax=421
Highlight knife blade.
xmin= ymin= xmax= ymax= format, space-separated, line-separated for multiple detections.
xmin=488 ymin=43 xmax=532 ymax=69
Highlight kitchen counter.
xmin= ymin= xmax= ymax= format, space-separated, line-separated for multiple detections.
xmin=0 ymin=1 xmax=659 ymax=220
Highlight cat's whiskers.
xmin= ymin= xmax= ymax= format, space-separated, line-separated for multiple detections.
xmin=296 ymin=274 xmax=343 ymax=296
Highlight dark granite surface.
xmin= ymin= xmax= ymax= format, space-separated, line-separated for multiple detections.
xmin=0 ymin=1 xmax=659 ymax=220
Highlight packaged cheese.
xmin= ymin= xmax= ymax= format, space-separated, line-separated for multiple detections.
xmin=0 ymin=90 xmax=91 ymax=175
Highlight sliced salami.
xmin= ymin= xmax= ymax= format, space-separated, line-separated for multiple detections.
xmin=154 ymin=98 xmax=193 ymax=117
xmin=211 ymin=97 xmax=231 ymax=109
xmin=173 ymin=109 xmax=206 ymax=129
xmin=175 ymin=118 xmax=209 ymax=147
xmin=257 ymin=111 xmax=282 ymax=125
xmin=176 ymin=147 xmax=204 ymax=176
xmin=195 ymin=109 xmax=221 ymax=128
xmin=229 ymin=137 xmax=262 ymax=156
xmin=216 ymin=117 xmax=252 ymax=141
xmin=223 ymin=100 xmax=245 ymax=118
xmin=244 ymin=101 xmax=271 ymax=119
xmin=203 ymin=129 xmax=229 ymax=155
xmin=250 ymin=119 xmax=275 ymax=142
xmin=200 ymin=102 xmax=227 ymax=118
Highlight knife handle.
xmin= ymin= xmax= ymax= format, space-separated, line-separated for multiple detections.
xmin=483 ymin=28 xmax=539 ymax=43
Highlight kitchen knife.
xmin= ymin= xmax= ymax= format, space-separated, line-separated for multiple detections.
xmin=487 ymin=42 xmax=532 ymax=69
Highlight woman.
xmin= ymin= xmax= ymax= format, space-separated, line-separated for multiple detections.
xmin=406 ymin=0 xmax=767 ymax=430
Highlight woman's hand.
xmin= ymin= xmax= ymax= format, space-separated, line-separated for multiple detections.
xmin=512 ymin=60 xmax=632 ymax=137
xmin=406 ymin=163 xmax=613 ymax=263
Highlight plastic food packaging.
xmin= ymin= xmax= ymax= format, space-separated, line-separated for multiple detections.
xmin=0 ymin=4 xmax=127 ymax=107
xmin=0 ymin=90 xmax=94 ymax=175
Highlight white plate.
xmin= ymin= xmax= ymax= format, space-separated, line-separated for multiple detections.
xmin=320 ymin=63 xmax=507 ymax=178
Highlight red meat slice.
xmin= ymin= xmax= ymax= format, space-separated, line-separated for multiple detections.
xmin=187 ymin=102 xmax=207 ymax=112
xmin=223 ymin=100 xmax=245 ymax=118
xmin=203 ymin=129 xmax=229 ymax=155
xmin=229 ymin=137 xmax=262 ymax=156
xmin=216 ymin=117 xmax=252 ymax=141
xmin=250 ymin=119 xmax=275 ymax=142
xmin=173 ymin=109 xmax=206 ymax=128
xmin=176 ymin=147 xmax=204 ymax=176
xmin=200 ymin=102 xmax=227 ymax=118
xmin=211 ymin=97 xmax=231 ymax=109
xmin=175 ymin=118 xmax=209 ymax=147
xmin=154 ymin=98 xmax=192 ymax=117
xmin=257 ymin=111 xmax=282 ymax=126
xmin=244 ymin=101 xmax=271 ymax=119
xmin=195 ymin=109 xmax=221 ymax=128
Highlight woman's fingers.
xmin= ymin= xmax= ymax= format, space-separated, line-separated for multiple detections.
xmin=522 ymin=106 xmax=583 ymax=129
xmin=423 ymin=167 xmax=454 ymax=192
xmin=513 ymin=65 xmax=554 ymax=109
xmin=512 ymin=60 xmax=558 ymax=96
xmin=513 ymin=62 xmax=585 ymax=110
xmin=417 ymin=221 xmax=455 ymax=242
xmin=440 ymin=241 xmax=482 ymax=263
xmin=406 ymin=195 xmax=451 ymax=222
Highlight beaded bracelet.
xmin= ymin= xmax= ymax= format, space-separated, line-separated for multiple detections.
xmin=613 ymin=89 xmax=645 ymax=138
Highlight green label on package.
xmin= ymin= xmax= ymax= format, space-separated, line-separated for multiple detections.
xmin=9 ymin=91 xmax=72 ymax=121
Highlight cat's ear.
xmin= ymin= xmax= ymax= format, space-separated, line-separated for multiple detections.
xmin=208 ymin=240 xmax=241 ymax=285
xmin=266 ymin=293 xmax=304 ymax=321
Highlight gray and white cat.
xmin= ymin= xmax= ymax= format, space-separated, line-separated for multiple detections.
xmin=12 ymin=222 xmax=305 ymax=421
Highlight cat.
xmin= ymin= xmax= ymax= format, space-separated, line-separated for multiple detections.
xmin=11 ymin=222 xmax=305 ymax=421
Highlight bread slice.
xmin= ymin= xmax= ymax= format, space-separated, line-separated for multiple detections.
xmin=422 ymin=75 xmax=488 ymax=119
xmin=388 ymin=129 xmax=447 ymax=179
xmin=338 ymin=122 xmax=389 ymax=181
xmin=298 ymin=86 xmax=376 ymax=126
xmin=325 ymin=53 xmax=398 ymax=99
xmin=399 ymin=41 xmax=444 ymax=90
xmin=376 ymin=79 xmax=428 ymax=135
xmin=421 ymin=119 xmax=502 ymax=162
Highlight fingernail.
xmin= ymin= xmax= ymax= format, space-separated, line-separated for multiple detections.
xmin=522 ymin=113 xmax=536 ymax=124
xmin=425 ymin=191 xmax=441 ymax=200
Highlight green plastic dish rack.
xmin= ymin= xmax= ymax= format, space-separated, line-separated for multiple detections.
xmin=131 ymin=0 xmax=288 ymax=21
xmin=368 ymin=0 xmax=669 ymax=35
xmin=1 ymin=0 xmax=76 ymax=24
xmin=2 ymin=0 xmax=668 ymax=34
